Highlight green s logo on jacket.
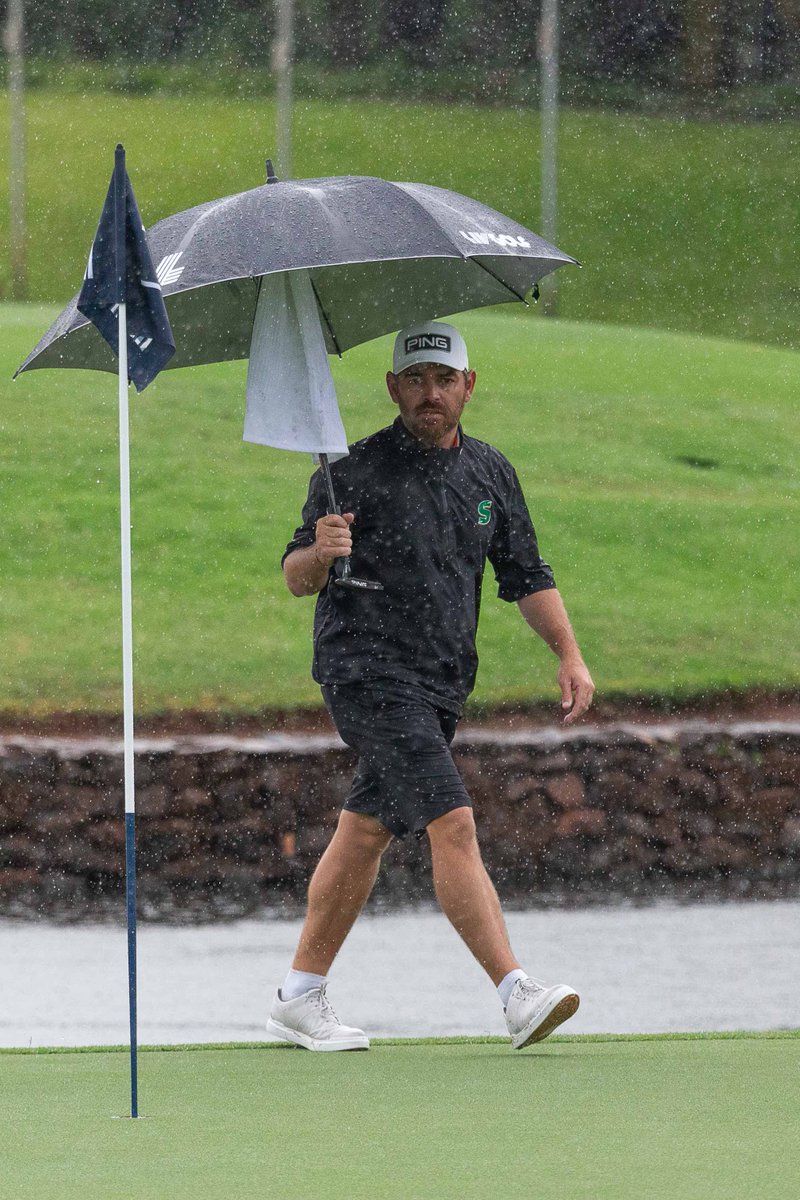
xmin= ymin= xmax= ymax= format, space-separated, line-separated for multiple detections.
xmin=477 ymin=499 xmax=493 ymax=526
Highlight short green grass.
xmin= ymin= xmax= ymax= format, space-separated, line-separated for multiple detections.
xmin=3 ymin=1034 xmax=799 ymax=1200
xmin=0 ymin=92 xmax=797 ymax=349
xmin=2 ymin=304 xmax=799 ymax=713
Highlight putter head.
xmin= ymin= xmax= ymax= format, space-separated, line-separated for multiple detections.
xmin=333 ymin=576 xmax=384 ymax=592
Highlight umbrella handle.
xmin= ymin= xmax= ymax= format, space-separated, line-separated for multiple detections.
xmin=318 ymin=453 xmax=352 ymax=582
xmin=317 ymin=454 xmax=383 ymax=592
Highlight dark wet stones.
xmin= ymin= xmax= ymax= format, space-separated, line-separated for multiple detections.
xmin=0 ymin=721 xmax=798 ymax=918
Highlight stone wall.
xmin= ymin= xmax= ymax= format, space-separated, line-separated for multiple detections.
xmin=1 ymin=721 xmax=798 ymax=918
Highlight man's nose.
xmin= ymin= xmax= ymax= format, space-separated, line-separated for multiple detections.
xmin=421 ymin=377 xmax=441 ymax=401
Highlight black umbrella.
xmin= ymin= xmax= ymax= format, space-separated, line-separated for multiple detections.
xmin=17 ymin=165 xmax=577 ymax=378
xmin=17 ymin=165 xmax=578 ymax=590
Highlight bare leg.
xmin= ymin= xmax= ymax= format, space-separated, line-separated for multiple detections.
xmin=427 ymin=807 xmax=520 ymax=985
xmin=292 ymin=810 xmax=393 ymax=975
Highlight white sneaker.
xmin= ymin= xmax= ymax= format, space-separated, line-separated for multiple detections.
xmin=266 ymin=984 xmax=370 ymax=1052
xmin=505 ymin=977 xmax=580 ymax=1049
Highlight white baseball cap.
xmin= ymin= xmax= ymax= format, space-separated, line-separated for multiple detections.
xmin=392 ymin=321 xmax=469 ymax=375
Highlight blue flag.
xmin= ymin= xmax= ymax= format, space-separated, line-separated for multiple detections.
xmin=77 ymin=145 xmax=175 ymax=392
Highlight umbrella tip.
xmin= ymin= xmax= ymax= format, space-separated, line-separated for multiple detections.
xmin=266 ymin=159 xmax=279 ymax=184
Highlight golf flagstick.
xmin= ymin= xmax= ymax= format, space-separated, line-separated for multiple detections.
xmin=59 ymin=143 xmax=173 ymax=1119
xmin=118 ymin=300 xmax=139 ymax=1120
xmin=113 ymin=147 xmax=139 ymax=1120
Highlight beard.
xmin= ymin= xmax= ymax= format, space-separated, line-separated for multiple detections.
xmin=405 ymin=400 xmax=464 ymax=446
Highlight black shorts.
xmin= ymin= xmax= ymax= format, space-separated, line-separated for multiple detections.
xmin=321 ymin=680 xmax=472 ymax=838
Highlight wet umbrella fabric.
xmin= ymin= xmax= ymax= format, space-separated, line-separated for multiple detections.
xmin=243 ymin=266 xmax=378 ymax=590
xmin=16 ymin=174 xmax=577 ymax=380
xmin=244 ymin=269 xmax=348 ymax=459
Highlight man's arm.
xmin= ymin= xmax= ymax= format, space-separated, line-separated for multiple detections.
xmin=516 ymin=589 xmax=595 ymax=725
xmin=283 ymin=512 xmax=354 ymax=597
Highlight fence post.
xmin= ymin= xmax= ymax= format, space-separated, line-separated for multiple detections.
xmin=539 ymin=0 xmax=559 ymax=317
xmin=4 ymin=0 xmax=27 ymax=300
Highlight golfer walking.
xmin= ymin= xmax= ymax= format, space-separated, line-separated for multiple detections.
xmin=268 ymin=322 xmax=594 ymax=1051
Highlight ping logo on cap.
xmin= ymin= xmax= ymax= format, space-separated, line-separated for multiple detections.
xmin=405 ymin=333 xmax=451 ymax=355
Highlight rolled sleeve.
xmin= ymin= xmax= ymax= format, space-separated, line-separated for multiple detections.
xmin=281 ymin=469 xmax=327 ymax=567
xmin=488 ymin=467 xmax=556 ymax=602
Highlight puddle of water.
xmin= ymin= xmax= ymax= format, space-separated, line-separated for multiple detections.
xmin=2 ymin=899 xmax=798 ymax=1047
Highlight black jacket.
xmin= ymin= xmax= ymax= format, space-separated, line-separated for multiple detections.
xmin=283 ymin=416 xmax=556 ymax=713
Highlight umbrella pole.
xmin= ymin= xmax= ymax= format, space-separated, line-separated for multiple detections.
xmin=317 ymin=454 xmax=383 ymax=593
xmin=318 ymin=453 xmax=352 ymax=582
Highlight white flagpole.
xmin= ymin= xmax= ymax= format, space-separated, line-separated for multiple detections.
xmin=113 ymin=143 xmax=138 ymax=1119
xmin=117 ymin=307 xmax=134 ymax=788
xmin=117 ymin=298 xmax=139 ymax=1118
xmin=117 ymin=309 xmax=135 ymax=829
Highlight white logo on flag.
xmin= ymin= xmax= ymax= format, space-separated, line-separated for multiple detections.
xmin=156 ymin=252 xmax=185 ymax=287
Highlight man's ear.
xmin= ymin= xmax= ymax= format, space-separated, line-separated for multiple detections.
xmin=464 ymin=369 xmax=477 ymax=403
xmin=386 ymin=370 xmax=400 ymax=406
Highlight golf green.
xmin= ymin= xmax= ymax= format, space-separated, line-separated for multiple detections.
xmin=4 ymin=1034 xmax=799 ymax=1199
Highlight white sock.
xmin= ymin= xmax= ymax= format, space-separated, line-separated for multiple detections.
xmin=281 ymin=969 xmax=327 ymax=1001
xmin=497 ymin=968 xmax=528 ymax=1009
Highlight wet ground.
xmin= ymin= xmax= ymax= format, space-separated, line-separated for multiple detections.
xmin=3 ymin=898 xmax=798 ymax=1047
xmin=3 ymin=688 xmax=800 ymax=738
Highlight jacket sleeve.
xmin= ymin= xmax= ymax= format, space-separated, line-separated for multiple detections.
xmin=487 ymin=465 xmax=557 ymax=602
xmin=281 ymin=468 xmax=328 ymax=566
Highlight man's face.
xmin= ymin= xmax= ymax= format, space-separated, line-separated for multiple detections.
xmin=386 ymin=362 xmax=476 ymax=447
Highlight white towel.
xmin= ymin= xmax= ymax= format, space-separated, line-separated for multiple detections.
xmin=244 ymin=270 xmax=349 ymax=459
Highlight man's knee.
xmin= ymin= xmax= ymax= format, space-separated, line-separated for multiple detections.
xmin=335 ymin=810 xmax=394 ymax=858
xmin=426 ymin=805 xmax=478 ymax=853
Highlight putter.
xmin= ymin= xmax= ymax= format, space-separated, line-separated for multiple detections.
xmin=318 ymin=454 xmax=383 ymax=592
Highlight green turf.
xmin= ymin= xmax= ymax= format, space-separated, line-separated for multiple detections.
xmin=3 ymin=1035 xmax=799 ymax=1199
xmin=0 ymin=92 xmax=797 ymax=350
xmin=5 ymin=1029 xmax=799 ymax=1054
xmin=2 ymin=303 xmax=799 ymax=712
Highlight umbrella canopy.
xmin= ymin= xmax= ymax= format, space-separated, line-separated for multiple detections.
xmin=16 ymin=173 xmax=578 ymax=380
xmin=244 ymin=268 xmax=349 ymax=457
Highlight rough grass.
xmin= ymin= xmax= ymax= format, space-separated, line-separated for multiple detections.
xmin=3 ymin=1034 xmax=799 ymax=1200
xmin=2 ymin=304 xmax=799 ymax=713
xmin=0 ymin=92 xmax=797 ymax=349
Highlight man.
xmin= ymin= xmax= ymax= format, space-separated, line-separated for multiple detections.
xmin=267 ymin=321 xmax=595 ymax=1052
